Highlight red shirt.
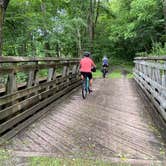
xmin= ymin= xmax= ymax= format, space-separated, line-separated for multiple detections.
xmin=80 ymin=57 xmax=95 ymax=73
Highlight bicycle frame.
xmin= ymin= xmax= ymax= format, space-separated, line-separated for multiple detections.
xmin=85 ymin=76 xmax=89 ymax=91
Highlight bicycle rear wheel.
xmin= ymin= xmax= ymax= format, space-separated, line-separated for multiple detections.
xmin=82 ymin=80 xmax=87 ymax=99
xmin=103 ymin=69 xmax=106 ymax=78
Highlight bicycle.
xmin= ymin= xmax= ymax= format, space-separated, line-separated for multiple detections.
xmin=81 ymin=67 xmax=96 ymax=99
xmin=82 ymin=76 xmax=91 ymax=99
xmin=102 ymin=66 xmax=107 ymax=78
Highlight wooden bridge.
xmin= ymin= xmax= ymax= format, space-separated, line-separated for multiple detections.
xmin=0 ymin=56 xmax=166 ymax=165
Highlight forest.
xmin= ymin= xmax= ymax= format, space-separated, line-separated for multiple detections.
xmin=0 ymin=0 xmax=166 ymax=63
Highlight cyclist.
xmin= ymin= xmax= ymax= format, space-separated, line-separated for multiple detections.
xmin=102 ymin=55 xmax=109 ymax=73
xmin=80 ymin=51 xmax=96 ymax=92
xmin=102 ymin=55 xmax=108 ymax=68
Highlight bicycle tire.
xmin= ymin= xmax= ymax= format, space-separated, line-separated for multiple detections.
xmin=103 ymin=69 xmax=106 ymax=78
xmin=82 ymin=80 xmax=87 ymax=99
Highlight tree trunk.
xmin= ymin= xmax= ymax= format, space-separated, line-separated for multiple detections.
xmin=0 ymin=4 xmax=3 ymax=56
xmin=77 ymin=28 xmax=82 ymax=57
xmin=88 ymin=0 xmax=100 ymax=53
xmin=89 ymin=0 xmax=93 ymax=53
xmin=0 ymin=0 xmax=10 ymax=56
xmin=56 ymin=43 xmax=60 ymax=57
xmin=94 ymin=0 xmax=100 ymax=28
xmin=40 ymin=1 xmax=51 ymax=57
xmin=30 ymin=32 xmax=35 ymax=57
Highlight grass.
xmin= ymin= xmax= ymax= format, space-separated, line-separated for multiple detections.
xmin=108 ymin=71 xmax=122 ymax=78
xmin=93 ymin=69 xmax=123 ymax=79
xmin=0 ymin=149 xmax=13 ymax=165
xmin=120 ymin=64 xmax=134 ymax=73
xmin=93 ymin=69 xmax=103 ymax=78
xmin=29 ymin=157 xmax=131 ymax=166
xmin=126 ymin=73 xmax=134 ymax=79
xmin=93 ymin=63 xmax=134 ymax=79
xmin=93 ymin=69 xmax=133 ymax=79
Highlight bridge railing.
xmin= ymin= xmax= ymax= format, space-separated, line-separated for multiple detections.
xmin=0 ymin=56 xmax=81 ymax=143
xmin=134 ymin=56 xmax=166 ymax=121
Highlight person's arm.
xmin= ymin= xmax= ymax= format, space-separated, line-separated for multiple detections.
xmin=91 ymin=60 xmax=96 ymax=68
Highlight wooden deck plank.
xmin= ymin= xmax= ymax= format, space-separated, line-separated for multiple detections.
xmin=3 ymin=78 xmax=166 ymax=165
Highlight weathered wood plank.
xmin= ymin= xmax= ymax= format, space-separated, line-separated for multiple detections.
xmin=0 ymin=77 xmax=56 ymax=106
xmin=0 ymin=56 xmax=80 ymax=63
xmin=0 ymin=79 xmax=76 ymax=121
xmin=0 ymin=56 xmax=81 ymax=141
xmin=135 ymin=56 xmax=166 ymax=60
xmin=3 ymin=79 xmax=166 ymax=164
xmin=134 ymin=57 xmax=166 ymax=122
xmin=0 ymin=84 xmax=81 ymax=145
xmin=6 ymin=72 xmax=17 ymax=94
xmin=0 ymin=80 xmax=81 ymax=135
xmin=134 ymin=74 xmax=166 ymax=121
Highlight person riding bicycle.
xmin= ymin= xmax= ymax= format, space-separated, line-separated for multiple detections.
xmin=102 ymin=55 xmax=109 ymax=73
xmin=80 ymin=51 xmax=96 ymax=92
xmin=102 ymin=55 xmax=108 ymax=67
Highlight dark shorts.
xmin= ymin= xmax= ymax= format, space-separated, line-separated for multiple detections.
xmin=81 ymin=72 xmax=92 ymax=80
xmin=103 ymin=64 xmax=108 ymax=67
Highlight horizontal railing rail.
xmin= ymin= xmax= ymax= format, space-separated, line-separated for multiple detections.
xmin=134 ymin=56 xmax=166 ymax=121
xmin=0 ymin=56 xmax=81 ymax=143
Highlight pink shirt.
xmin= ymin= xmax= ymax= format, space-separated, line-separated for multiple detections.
xmin=80 ymin=57 xmax=95 ymax=73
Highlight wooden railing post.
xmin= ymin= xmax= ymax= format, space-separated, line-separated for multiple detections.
xmin=34 ymin=61 xmax=39 ymax=86
xmin=72 ymin=64 xmax=77 ymax=74
xmin=62 ymin=61 xmax=68 ymax=77
xmin=62 ymin=60 xmax=70 ymax=87
xmin=6 ymin=71 xmax=17 ymax=94
xmin=27 ymin=61 xmax=39 ymax=86
xmin=47 ymin=61 xmax=56 ymax=90
xmin=27 ymin=61 xmax=39 ymax=97
xmin=27 ymin=70 xmax=35 ymax=87
xmin=75 ymin=64 xmax=80 ymax=79
xmin=48 ymin=68 xmax=54 ymax=81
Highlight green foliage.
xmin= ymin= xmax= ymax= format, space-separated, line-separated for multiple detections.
xmin=136 ymin=42 xmax=166 ymax=56
xmin=2 ymin=0 xmax=166 ymax=61
xmin=3 ymin=0 xmax=87 ymax=57
xmin=151 ymin=42 xmax=166 ymax=55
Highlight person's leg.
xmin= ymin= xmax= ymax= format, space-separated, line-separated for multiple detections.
xmin=89 ymin=78 xmax=93 ymax=89
xmin=81 ymin=72 xmax=85 ymax=80
xmin=81 ymin=74 xmax=84 ymax=80
xmin=89 ymin=73 xmax=93 ymax=91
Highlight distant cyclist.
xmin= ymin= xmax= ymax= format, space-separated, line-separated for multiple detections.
xmin=102 ymin=55 xmax=109 ymax=68
xmin=80 ymin=52 xmax=96 ymax=92
xmin=101 ymin=56 xmax=108 ymax=78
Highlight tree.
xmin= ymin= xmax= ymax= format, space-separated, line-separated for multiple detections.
xmin=0 ymin=0 xmax=10 ymax=56
xmin=2 ymin=0 xmax=165 ymax=60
